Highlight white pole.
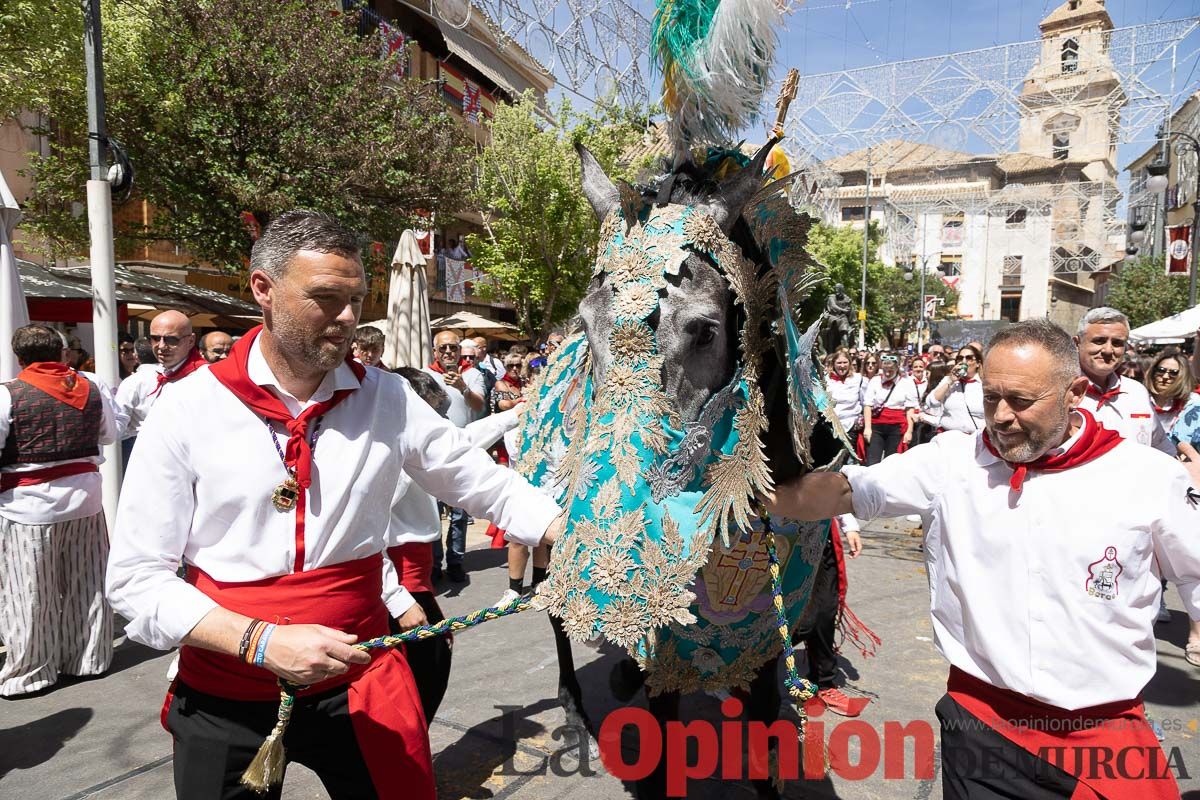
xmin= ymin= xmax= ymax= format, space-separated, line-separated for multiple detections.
xmin=87 ymin=180 xmax=120 ymax=528
xmin=83 ymin=0 xmax=121 ymax=527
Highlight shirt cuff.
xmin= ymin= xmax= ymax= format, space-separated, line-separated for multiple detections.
xmin=504 ymin=496 xmax=561 ymax=548
xmin=122 ymin=582 xmax=220 ymax=651
xmin=841 ymin=465 xmax=885 ymax=523
xmin=385 ymin=586 xmax=417 ymax=617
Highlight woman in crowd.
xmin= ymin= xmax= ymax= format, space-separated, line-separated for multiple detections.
xmin=826 ymin=348 xmax=867 ymax=457
xmin=862 ymin=352 xmax=918 ymax=465
xmin=488 ymin=348 xmax=551 ymax=606
xmin=908 ymin=356 xmax=938 ymax=445
xmin=861 ymin=352 xmax=880 ymax=381
xmin=1145 ymin=348 xmax=1194 ymax=456
xmin=926 ymin=343 xmax=984 ymax=434
xmin=118 ymin=332 xmax=139 ymax=380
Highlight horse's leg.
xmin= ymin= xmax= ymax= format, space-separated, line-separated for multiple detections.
xmin=746 ymin=659 xmax=784 ymax=800
xmin=636 ymin=690 xmax=680 ymax=800
xmin=549 ymin=613 xmax=591 ymax=733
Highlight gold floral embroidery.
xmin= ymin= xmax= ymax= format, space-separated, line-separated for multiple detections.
xmin=682 ymin=212 xmax=726 ymax=256
xmin=610 ymin=320 xmax=654 ymax=362
xmin=613 ymin=282 xmax=660 ymax=321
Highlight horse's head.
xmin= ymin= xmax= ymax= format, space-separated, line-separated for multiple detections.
xmin=575 ymin=143 xmax=773 ymax=425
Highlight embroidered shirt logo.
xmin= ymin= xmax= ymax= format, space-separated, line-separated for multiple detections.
xmin=1085 ymin=546 xmax=1123 ymax=600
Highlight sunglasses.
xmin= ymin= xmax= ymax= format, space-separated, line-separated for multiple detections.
xmin=880 ymin=355 xmax=899 ymax=364
xmin=149 ymin=334 xmax=184 ymax=346
xmin=460 ymin=353 xmax=477 ymax=360
xmin=958 ymin=354 xmax=977 ymax=362
xmin=436 ymin=344 xmax=460 ymax=352
xmin=1154 ymin=366 xmax=1180 ymax=377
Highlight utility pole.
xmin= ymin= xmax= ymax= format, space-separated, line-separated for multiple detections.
xmin=858 ymin=149 xmax=871 ymax=349
xmin=917 ymin=214 xmax=928 ymax=352
xmin=82 ymin=0 xmax=121 ymax=525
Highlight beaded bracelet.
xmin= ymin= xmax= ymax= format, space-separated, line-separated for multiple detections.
xmin=254 ymin=624 xmax=276 ymax=667
xmin=238 ymin=619 xmax=265 ymax=663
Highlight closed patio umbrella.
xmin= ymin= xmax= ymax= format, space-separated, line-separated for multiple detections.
xmin=0 ymin=171 xmax=30 ymax=380
xmin=384 ymin=230 xmax=432 ymax=368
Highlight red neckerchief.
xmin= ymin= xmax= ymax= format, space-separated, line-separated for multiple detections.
xmin=982 ymin=409 xmax=1123 ymax=492
xmin=210 ymin=326 xmax=365 ymax=572
xmin=829 ymin=372 xmax=847 ymax=383
xmin=17 ymin=362 xmax=90 ymax=410
xmin=505 ymin=373 xmax=525 ymax=391
xmin=959 ymin=377 xmax=978 ymax=384
xmin=150 ymin=347 xmax=207 ymax=397
xmin=427 ymin=360 xmax=447 ymax=374
xmin=1154 ymin=399 xmax=1185 ymax=414
xmin=1085 ymin=378 xmax=1122 ymax=409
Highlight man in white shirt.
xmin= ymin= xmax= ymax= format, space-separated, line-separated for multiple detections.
xmin=769 ymin=319 xmax=1195 ymax=799
xmin=0 ymin=325 xmax=118 ymax=696
xmin=423 ymin=330 xmax=486 ymax=582
xmin=106 ymin=211 xmax=563 ymax=800
xmin=1074 ymin=306 xmax=1154 ymax=446
xmin=114 ymin=309 xmax=207 ymax=454
xmin=473 ymin=335 xmax=506 ymax=382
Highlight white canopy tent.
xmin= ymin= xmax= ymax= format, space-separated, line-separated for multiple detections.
xmin=1128 ymin=305 xmax=1200 ymax=345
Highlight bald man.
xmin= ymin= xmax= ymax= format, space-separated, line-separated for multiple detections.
xmin=200 ymin=331 xmax=233 ymax=363
xmin=116 ymin=311 xmax=208 ymax=451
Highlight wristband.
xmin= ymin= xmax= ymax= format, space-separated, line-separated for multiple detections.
xmin=253 ymin=623 xmax=276 ymax=667
xmin=238 ymin=619 xmax=264 ymax=662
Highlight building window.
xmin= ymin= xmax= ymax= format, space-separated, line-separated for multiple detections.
xmin=1053 ymin=133 xmax=1070 ymax=161
xmin=1000 ymin=294 xmax=1021 ymax=322
xmin=1005 ymin=209 xmax=1027 ymax=228
xmin=1061 ymin=38 xmax=1079 ymax=74
xmin=940 ymin=255 xmax=962 ymax=276
xmin=841 ymin=206 xmax=866 ymax=222
xmin=1002 ymin=255 xmax=1023 ymax=287
xmin=942 ymin=214 xmax=964 ymax=247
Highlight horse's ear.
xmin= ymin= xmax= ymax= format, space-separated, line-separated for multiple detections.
xmin=576 ymin=142 xmax=619 ymax=221
xmin=708 ymin=139 xmax=778 ymax=233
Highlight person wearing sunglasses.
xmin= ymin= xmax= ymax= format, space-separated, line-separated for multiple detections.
xmin=113 ymin=310 xmax=206 ymax=463
xmin=1144 ymin=349 xmax=1194 ymax=457
xmin=927 ymin=344 xmax=984 ymax=434
xmin=862 ymin=352 xmax=919 ymax=465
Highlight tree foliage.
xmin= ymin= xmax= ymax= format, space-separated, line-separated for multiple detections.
xmin=467 ymin=94 xmax=650 ymax=339
xmin=0 ymin=0 xmax=83 ymax=120
xmin=803 ymin=220 xmax=958 ymax=347
xmin=16 ymin=0 xmax=473 ymax=270
xmin=1103 ymin=255 xmax=1190 ymax=328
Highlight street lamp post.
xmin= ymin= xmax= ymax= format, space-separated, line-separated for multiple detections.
xmin=1147 ymin=130 xmax=1200 ymax=308
xmin=858 ymin=149 xmax=871 ymax=349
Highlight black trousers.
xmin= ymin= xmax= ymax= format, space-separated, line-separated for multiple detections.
xmin=166 ymin=680 xmax=378 ymax=800
xmin=937 ymin=694 xmax=1078 ymax=799
xmin=796 ymin=533 xmax=839 ymax=689
xmin=867 ymin=422 xmax=904 ymax=465
xmin=391 ymin=591 xmax=451 ymax=723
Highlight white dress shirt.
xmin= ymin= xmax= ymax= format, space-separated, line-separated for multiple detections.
xmin=843 ymin=416 xmax=1200 ymax=710
xmin=115 ymin=359 xmax=207 ymax=439
xmin=864 ymin=375 xmax=919 ymax=413
xmin=0 ymin=372 xmax=118 ymax=524
xmin=827 ymin=373 xmax=866 ymax=431
xmin=421 ymin=365 xmax=486 ymax=427
xmin=1077 ymin=374 xmax=1155 ymax=447
xmin=107 ymin=340 xmax=560 ymax=651
xmin=387 ymin=408 xmax=522 ymax=548
xmin=932 ymin=378 xmax=984 ymax=433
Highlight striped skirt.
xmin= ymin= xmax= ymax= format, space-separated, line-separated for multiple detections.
xmin=0 ymin=511 xmax=113 ymax=696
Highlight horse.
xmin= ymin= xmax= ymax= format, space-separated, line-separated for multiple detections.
xmin=514 ymin=139 xmax=850 ymax=799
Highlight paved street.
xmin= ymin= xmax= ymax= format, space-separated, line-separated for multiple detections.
xmin=2 ymin=518 xmax=1198 ymax=799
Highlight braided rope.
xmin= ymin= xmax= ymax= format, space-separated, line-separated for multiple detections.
xmin=242 ymin=594 xmax=534 ymax=792
xmin=762 ymin=515 xmax=818 ymax=710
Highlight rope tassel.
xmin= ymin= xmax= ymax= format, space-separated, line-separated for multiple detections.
xmin=240 ymin=594 xmax=533 ymax=793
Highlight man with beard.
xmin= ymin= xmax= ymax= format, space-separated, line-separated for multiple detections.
xmin=768 ymin=319 xmax=1198 ymax=800
xmin=106 ymin=211 xmax=563 ymax=800
xmin=1074 ymin=307 xmax=1154 ymax=447
xmin=199 ymin=331 xmax=233 ymax=363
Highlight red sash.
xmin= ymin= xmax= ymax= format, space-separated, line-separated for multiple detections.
xmin=150 ymin=347 xmax=207 ymax=397
xmin=0 ymin=462 xmax=98 ymax=492
xmin=947 ymin=667 xmax=1178 ymax=799
xmin=871 ymin=407 xmax=907 ymax=425
xmin=982 ymin=409 xmax=1123 ymax=492
xmin=387 ymin=543 xmax=435 ymax=594
xmin=173 ymin=554 xmax=434 ymax=799
xmin=17 ymin=363 xmax=90 ymax=409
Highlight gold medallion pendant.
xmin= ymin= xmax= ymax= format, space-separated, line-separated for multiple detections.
xmin=272 ymin=477 xmax=300 ymax=512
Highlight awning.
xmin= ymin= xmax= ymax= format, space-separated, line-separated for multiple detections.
xmin=1128 ymin=305 xmax=1200 ymax=344
xmin=437 ymin=19 xmax=546 ymax=98
xmin=51 ymin=264 xmax=260 ymax=318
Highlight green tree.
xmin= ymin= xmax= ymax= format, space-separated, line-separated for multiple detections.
xmin=1103 ymin=255 xmax=1190 ymax=328
xmin=0 ymin=0 xmax=83 ymax=120
xmin=467 ymin=93 xmax=650 ymax=339
xmin=18 ymin=0 xmax=473 ymax=269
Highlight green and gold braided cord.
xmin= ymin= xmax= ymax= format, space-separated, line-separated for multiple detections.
xmin=762 ymin=513 xmax=818 ymax=712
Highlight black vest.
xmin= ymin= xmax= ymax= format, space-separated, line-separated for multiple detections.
xmin=0 ymin=378 xmax=103 ymax=466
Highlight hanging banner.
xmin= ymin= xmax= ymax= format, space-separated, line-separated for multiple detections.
xmin=1168 ymin=225 xmax=1191 ymax=275
xmin=463 ymin=80 xmax=482 ymax=125
xmin=378 ymin=20 xmax=408 ymax=79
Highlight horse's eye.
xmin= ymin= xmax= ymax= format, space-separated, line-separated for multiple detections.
xmin=695 ymin=325 xmax=717 ymax=348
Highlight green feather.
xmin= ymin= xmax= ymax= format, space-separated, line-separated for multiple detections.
xmin=651 ymin=0 xmax=723 ymax=83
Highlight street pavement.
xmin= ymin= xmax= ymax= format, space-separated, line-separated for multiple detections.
xmin=2 ymin=517 xmax=1198 ymax=799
